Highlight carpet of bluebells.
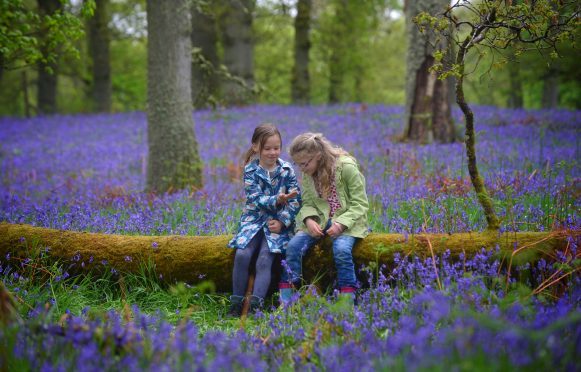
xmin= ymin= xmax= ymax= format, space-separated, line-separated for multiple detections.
xmin=0 ymin=104 xmax=580 ymax=370
xmin=1 ymin=104 xmax=579 ymax=234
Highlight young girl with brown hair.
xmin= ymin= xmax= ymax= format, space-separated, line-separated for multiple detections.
xmin=227 ymin=123 xmax=301 ymax=316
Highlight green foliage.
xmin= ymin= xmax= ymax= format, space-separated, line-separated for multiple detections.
xmin=309 ymin=1 xmax=406 ymax=104
xmin=415 ymin=0 xmax=579 ymax=109
xmin=253 ymin=0 xmax=407 ymax=105
xmin=1 ymin=248 xmax=227 ymax=327
xmin=110 ymin=39 xmax=147 ymax=112
xmin=0 ymin=0 xmax=94 ymax=70
xmin=254 ymin=6 xmax=294 ymax=104
xmin=0 ymin=0 xmax=578 ymax=115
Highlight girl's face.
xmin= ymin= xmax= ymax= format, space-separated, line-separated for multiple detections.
xmin=293 ymin=151 xmax=320 ymax=176
xmin=253 ymin=134 xmax=281 ymax=170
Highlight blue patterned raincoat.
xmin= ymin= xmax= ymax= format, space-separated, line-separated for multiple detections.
xmin=228 ymin=158 xmax=302 ymax=253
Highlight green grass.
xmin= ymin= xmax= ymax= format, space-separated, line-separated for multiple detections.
xmin=2 ymin=250 xmax=234 ymax=332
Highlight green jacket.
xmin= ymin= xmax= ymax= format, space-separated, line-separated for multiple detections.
xmin=297 ymin=156 xmax=369 ymax=238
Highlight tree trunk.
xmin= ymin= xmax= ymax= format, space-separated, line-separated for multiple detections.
xmin=507 ymin=47 xmax=523 ymax=108
xmin=404 ymin=0 xmax=454 ymax=143
xmin=542 ymin=63 xmax=559 ymax=109
xmin=22 ymin=71 xmax=31 ymax=118
xmin=37 ymin=0 xmax=62 ymax=115
xmin=446 ymin=22 xmax=457 ymax=111
xmin=87 ymin=0 xmax=112 ymax=113
xmin=328 ymin=50 xmax=342 ymax=104
xmin=191 ymin=3 xmax=219 ymax=109
xmin=146 ymin=0 xmax=202 ymax=192
xmin=291 ymin=0 xmax=311 ymax=105
xmin=0 ymin=223 xmax=576 ymax=292
xmin=507 ymin=66 xmax=523 ymax=108
xmin=456 ymin=35 xmax=500 ymax=230
xmin=0 ymin=52 xmax=4 ymax=82
xmin=327 ymin=0 xmax=348 ymax=104
xmin=219 ymin=0 xmax=255 ymax=106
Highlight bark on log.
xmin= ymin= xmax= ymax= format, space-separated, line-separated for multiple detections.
xmin=0 ymin=223 xmax=577 ymax=292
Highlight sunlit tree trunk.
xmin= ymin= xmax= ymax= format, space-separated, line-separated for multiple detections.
xmin=291 ymin=0 xmax=311 ymax=105
xmin=220 ymin=0 xmax=255 ymax=106
xmin=37 ymin=0 xmax=61 ymax=115
xmin=404 ymin=0 xmax=454 ymax=143
xmin=146 ymin=0 xmax=202 ymax=192
xmin=88 ymin=0 xmax=112 ymax=113
xmin=191 ymin=3 xmax=219 ymax=109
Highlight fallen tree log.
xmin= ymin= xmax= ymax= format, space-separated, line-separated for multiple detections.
xmin=0 ymin=222 xmax=577 ymax=292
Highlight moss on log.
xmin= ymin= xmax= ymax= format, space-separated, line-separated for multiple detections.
xmin=0 ymin=223 xmax=577 ymax=292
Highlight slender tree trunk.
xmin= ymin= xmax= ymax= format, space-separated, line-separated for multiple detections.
xmin=456 ymin=36 xmax=500 ymax=230
xmin=1 ymin=223 xmax=575 ymax=292
xmin=404 ymin=0 xmax=454 ymax=143
xmin=220 ymin=0 xmax=255 ymax=106
xmin=291 ymin=0 xmax=311 ymax=105
xmin=327 ymin=0 xmax=349 ymax=104
xmin=88 ymin=0 xmax=112 ymax=113
xmin=542 ymin=63 xmax=559 ymax=109
xmin=328 ymin=50 xmax=342 ymax=104
xmin=191 ymin=3 xmax=219 ymax=109
xmin=507 ymin=47 xmax=523 ymax=108
xmin=0 ymin=52 xmax=4 ymax=82
xmin=22 ymin=71 xmax=31 ymax=118
xmin=37 ymin=0 xmax=61 ymax=115
xmin=37 ymin=61 xmax=58 ymax=115
xmin=146 ymin=0 xmax=202 ymax=192
xmin=446 ymin=22 xmax=457 ymax=111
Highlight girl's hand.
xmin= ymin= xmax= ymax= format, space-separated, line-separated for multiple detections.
xmin=326 ymin=222 xmax=346 ymax=238
xmin=305 ymin=218 xmax=324 ymax=238
xmin=277 ymin=189 xmax=299 ymax=205
xmin=268 ymin=219 xmax=284 ymax=233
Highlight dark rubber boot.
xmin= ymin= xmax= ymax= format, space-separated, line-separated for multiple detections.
xmin=227 ymin=295 xmax=244 ymax=317
xmin=248 ymin=295 xmax=264 ymax=314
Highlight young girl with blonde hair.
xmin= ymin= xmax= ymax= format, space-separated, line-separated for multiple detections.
xmin=227 ymin=123 xmax=301 ymax=316
xmin=279 ymin=132 xmax=369 ymax=305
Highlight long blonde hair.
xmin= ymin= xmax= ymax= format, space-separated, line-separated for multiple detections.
xmin=289 ymin=132 xmax=349 ymax=198
xmin=242 ymin=123 xmax=282 ymax=165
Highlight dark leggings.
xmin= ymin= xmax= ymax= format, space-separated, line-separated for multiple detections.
xmin=232 ymin=230 xmax=275 ymax=299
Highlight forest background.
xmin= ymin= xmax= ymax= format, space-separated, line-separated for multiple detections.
xmin=0 ymin=1 xmax=579 ymax=369
xmin=1 ymin=0 xmax=579 ymax=118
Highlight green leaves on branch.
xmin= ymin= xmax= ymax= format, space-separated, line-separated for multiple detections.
xmin=413 ymin=1 xmax=578 ymax=75
xmin=0 ymin=0 xmax=95 ymax=71
xmin=429 ymin=50 xmax=462 ymax=80
xmin=413 ymin=12 xmax=448 ymax=33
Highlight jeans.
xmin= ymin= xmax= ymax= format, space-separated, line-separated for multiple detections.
xmin=281 ymin=231 xmax=358 ymax=288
